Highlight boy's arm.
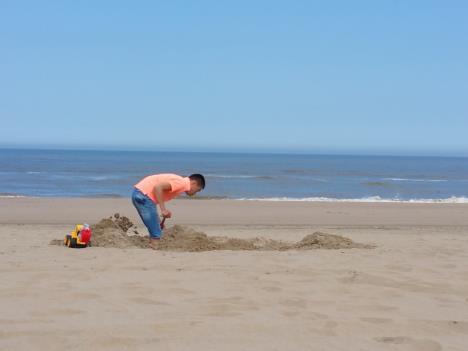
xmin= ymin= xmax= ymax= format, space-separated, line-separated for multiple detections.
xmin=153 ymin=182 xmax=172 ymax=218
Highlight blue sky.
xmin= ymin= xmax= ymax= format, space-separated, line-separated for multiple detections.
xmin=1 ymin=1 xmax=467 ymax=155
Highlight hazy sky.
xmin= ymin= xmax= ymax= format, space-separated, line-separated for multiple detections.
xmin=1 ymin=1 xmax=467 ymax=155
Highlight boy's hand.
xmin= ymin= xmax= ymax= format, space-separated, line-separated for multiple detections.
xmin=161 ymin=209 xmax=172 ymax=218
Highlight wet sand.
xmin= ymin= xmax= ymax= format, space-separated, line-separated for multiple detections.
xmin=1 ymin=198 xmax=468 ymax=350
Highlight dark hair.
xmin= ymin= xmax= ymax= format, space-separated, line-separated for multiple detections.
xmin=189 ymin=173 xmax=206 ymax=189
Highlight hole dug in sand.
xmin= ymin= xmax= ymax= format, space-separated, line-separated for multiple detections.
xmin=51 ymin=213 xmax=372 ymax=252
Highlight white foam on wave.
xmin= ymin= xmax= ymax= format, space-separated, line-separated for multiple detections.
xmin=206 ymin=174 xmax=272 ymax=179
xmin=383 ymin=178 xmax=448 ymax=182
xmin=47 ymin=174 xmax=120 ymax=181
xmin=235 ymin=196 xmax=468 ymax=203
xmin=89 ymin=176 xmax=114 ymax=181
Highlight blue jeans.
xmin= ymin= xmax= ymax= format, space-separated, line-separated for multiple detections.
xmin=131 ymin=188 xmax=162 ymax=239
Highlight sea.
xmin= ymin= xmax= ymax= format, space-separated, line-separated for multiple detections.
xmin=1 ymin=148 xmax=467 ymax=203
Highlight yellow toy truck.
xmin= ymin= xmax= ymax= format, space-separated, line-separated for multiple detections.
xmin=64 ymin=224 xmax=92 ymax=248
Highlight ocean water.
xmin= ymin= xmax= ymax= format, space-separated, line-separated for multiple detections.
xmin=1 ymin=149 xmax=468 ymax=202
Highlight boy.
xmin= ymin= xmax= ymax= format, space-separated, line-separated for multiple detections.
xmin=132 ymin=173 xmax=206 ymax=249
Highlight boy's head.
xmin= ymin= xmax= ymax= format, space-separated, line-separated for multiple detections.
xmin=186 ymin=173 xmax=206 ymax=196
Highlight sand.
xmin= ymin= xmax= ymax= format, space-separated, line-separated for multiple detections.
xmin=2 ymin=197 xmax=468 ymax=350
xmin=50 ymin=213 xmax=370 ymax=251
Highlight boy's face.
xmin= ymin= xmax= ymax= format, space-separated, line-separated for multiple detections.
xmin=186 ymin=180 xmax=203 ymax=196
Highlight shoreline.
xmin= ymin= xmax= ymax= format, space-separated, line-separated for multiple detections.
xmin=2 ymin=194 xmax=468 ymax=204
xmin=1 ymin=197 xmax=468 ymax=226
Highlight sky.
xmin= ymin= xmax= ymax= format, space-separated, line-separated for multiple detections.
xmin=1 ymin=1 xmax=467 ymax=156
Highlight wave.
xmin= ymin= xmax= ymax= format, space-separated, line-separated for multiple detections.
xmin=363 ymin=181 xmax=389 ymax=187
xmin=235 ymin=196 xmax=468 ymax=203
xmin=205 ymin=174 xmax=327 ymax=182
xmin=283 ymin=169 xmax=318 ymax=174
xmin=383 ymin=178 xmax=448 ymax=182
xmin=206 ymin=174 xmax=274 ymax=180
xmin=0 ymin=192 xmax=26 ymax=198
xmin=81 ymin=193 xmax=124 ymax=198
xmin=46 ymin=174 xmax=122 ymax=181
xmin=89 ymin=176 xmax=117 ymax=181
xmin=180 ymin=195 xmax=229 ymax=200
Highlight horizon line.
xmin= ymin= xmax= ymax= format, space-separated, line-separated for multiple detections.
xmin=1 ymin=145 xmax=467 ymax=159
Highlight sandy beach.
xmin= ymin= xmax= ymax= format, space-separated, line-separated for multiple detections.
xmin=1 ymin=198 xmax=468 ymax=350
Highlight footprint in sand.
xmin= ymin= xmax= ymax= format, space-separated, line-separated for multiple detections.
xmin=94 ymin=335 xmax=160 ymax=348
xmin=339 ymin=303 xmax=398 ymax=313
xmin=281 ymin=310 xmax=301 ymax=317
xmin=278 ymin=297 xmax=307 ymax=308
xmin=71 ymin=292 xmax=101 ymax=300
xmin=307 ymin=321 xmax=338 ymax=336
xmin=203 ymin=304 xmax=244 ymax=317
xmin=385 ymin=264 xmax=413 ymax=272
xmin=130 ymin=297 xmax=170 ymax=306
xmin=422 ymin=320 xmax=468 ymax=334
xmin=375 ymin=336 xmax=412 ymax=344
xmin=360 ymin=317 xmax=393 ymax=324
xmin=163 ymin=287 xmax=196 ymax=295
xmin=202 ymin=296 xmax=259 ymax=317
xmin=375 ymin=336 xmax=442 ymax=351
xmin=31 ymin=308 xmax=85 ymax=317
xmin=261 ymin=286 xmax=282 ymax=292
xmin=120 ymin=282 xmax=154 ymax=295
xmin=305 ymin=312 xmax=329 ymax=320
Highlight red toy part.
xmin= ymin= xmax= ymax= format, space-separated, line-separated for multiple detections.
xmin=79 ymin=227 xmax=92 ymax=244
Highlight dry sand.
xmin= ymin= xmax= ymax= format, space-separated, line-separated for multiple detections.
xmin=1 ymin=198 xmax=468 ymax=350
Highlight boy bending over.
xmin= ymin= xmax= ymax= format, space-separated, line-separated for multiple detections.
xmin=132 ymin=173 xmax=205 ymax=249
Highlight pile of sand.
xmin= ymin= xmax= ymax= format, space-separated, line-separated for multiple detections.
xmin=89 ymin=216 xmax=147 ymax=249
xmin=50 ymin=213 xmax=371 ymax=251
xmin=111 ymin=213 xmax=137 ymax=233
xmin=292 ymin=232 xmax=367 ymax=250
xmin=157 ymin=225 xmax=273 ymax=251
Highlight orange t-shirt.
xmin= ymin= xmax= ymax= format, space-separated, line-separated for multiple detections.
xmin=134 ymin=173 xmax=190 ymax=203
